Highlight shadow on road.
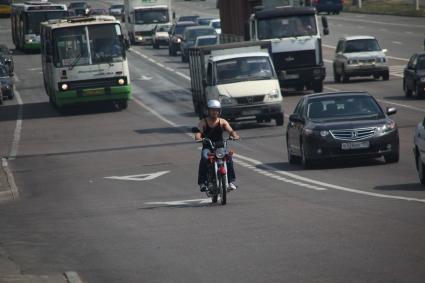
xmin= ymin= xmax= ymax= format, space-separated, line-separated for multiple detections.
xmin=374 ymin=183 xmax=425 ymax=192
xmin=135 ymin=125 xmax=191 ymax=135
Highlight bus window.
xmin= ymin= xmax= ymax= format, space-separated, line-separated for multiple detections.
xmin=54 ymin=27 xmax=89 ymax=67
xmin=89 ymin=24 xmax=124 ymax=64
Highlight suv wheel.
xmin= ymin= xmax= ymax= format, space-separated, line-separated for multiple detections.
xmin=403 ymin=79 xmax=412 ymax=97
xmin=333 ymin=65 xmax=341 ymax=83
xmin=341 ymin=67 xmax=350 ymax=83
xmin=382 ymin=71 xmax=390 ymax=81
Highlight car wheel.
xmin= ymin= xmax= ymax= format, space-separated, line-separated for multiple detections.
xmin=341 ymin=67 xmax=349 ymax=83
xmin=301 ymin=143 xmax=313 ymax=168
xmin=287 ymin=137 xmax=300 ymax=164
xmin=295 ymin=85 xmax=304 ymax=91
xmin=333 ymin=64 xmax=341 ymax=83
xmin=382 ymin=71 xmax=389 ymax=81
xmin=117 ymin=99 xmax=128 ymax=110
xmin=153 ymin=42 xmax=159 ymax=49
xmin=275 ymin=113 xmax=284 ymax=126
xmin=170 ymin=46 xmax=177 ymax=56
xmin=373 ymin=73 xmax=380 ymax=80
xmin=313 ymin=82 xmax=323 ymax=93
xmin=7 ymin=90 xmax=14 ymax=100
xmin=403 ymin=79 xmax=412 ymax=97
xmin=384 ymin=151 xmax=399 ymax=164
xmin=417 ymin=152 xmax=425 ymax=185
xmin=416 ymin=84 xmax=424 ymax=97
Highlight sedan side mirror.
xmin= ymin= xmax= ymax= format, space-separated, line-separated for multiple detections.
xmin=289 ymin=114 xmax=304 ymax=123
xmin=386 ymin=107 xmax=397 ymax=116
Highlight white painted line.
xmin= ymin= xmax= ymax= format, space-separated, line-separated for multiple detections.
xmin=175 ymin=71 xmax=191 ymax=80
xmin=146 ymin=198 xmax=211 ymax=206
xmin=104 ymin=171 xmax=170 ymax=181
xmin=64 ymin=271 xmax=84 ymax=283
xmin=331 ymin=17 xmax=425 ymax=29
xmin=392 ymin=41 xmax=402 ymax=45
xmin=132 ymin=99 xmax=178 ymax=127
xmin=9 ymin=78 xmax=23 ymax=160
xmin=1 ymin=158 xmax=20 ymax=200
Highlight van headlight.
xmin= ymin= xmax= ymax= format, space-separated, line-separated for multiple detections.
xmin=61 ymin=83 xmax=68 ymax=91
xmin=219 ymin=95 xmax=233 ymax=105
xmin=268 ymin=89 xmax=280 ymax=98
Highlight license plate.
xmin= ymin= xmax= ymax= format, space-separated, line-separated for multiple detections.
xmin=285 ymin=73 xmax=299 ymax=80
xmin=341 ymin=141 xmax=370 ymax=150
xmin=84 ymin=88 xmax=104 ymax=96
xmin=242 ymin=109 xmax=261 ymax=116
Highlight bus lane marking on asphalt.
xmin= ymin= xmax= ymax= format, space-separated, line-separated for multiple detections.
xmin=104 ymin=171 xmax=170 ymax=181
xmin=129 ymin=49 xmax=425 ymax=204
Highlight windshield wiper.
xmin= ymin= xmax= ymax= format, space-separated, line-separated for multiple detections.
xmin=96 ymin=55 xmax=114 ymax=66
xmin=69 ymin=53 xmax=82 ymax=70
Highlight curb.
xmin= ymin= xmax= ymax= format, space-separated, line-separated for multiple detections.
xmin=0 ymin=158 xmax=19 ymax=202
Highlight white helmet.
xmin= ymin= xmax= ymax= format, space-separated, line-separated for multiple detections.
xmin=207 ymin=99 xmax=221 ymax=109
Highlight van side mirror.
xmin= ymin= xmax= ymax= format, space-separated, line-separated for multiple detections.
xmin=321 ymin=16 xmax=329 ymax=35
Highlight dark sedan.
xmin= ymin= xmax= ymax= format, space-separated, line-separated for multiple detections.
xmin=404 ymin=52 xmax=425 ymax=98
xmin=168 ymin=21 xmax=197 ymax=56
xmin=0 ymin=64 xmax=14 ymax=100
xmin=286 ymin=92 xmax=399 ymax=168
xmin=0 ymin=44 xmax=13 ymax=76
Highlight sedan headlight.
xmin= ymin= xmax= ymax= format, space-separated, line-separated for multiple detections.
xmin=219 ymin=95 xmax=233 ymax=105
xmin=348 ymin=59 xmax=358 ymax=65
xmin=376 ymin=121 xmax=396 ymax=135
xmin=320 ymin=130 xmax=329 ymax=137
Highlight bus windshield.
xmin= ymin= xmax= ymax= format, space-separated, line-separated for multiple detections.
xmin=54 ymin=24 xmax=124 ymax=67
xmin=257 ymin=15 xmax=317 ymax=39
xmin=134 ymin=9 xmax=169 ymax=24
xmin=26 ymin=11 xmax=69 ymax=34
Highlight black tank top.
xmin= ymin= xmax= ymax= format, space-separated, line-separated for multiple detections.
xmin=204 ymin=118 xmax=223 ymax=143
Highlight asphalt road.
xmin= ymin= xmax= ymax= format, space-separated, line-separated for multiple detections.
xmin=1 ymin=1 xmax=425 ymax=282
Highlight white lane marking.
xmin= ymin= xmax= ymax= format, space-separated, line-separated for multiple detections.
xmin=322 ymin=44 xmax=409 ymax=62
xmin=392 ymin=41 xmax=402 ymax=45
xmin=64 ymin=271 xmax=84 ymax=283
xmin=129 ymin=48 xmax=425 ymax=203
xmin=1 ymin=158 xmax=20 ymax=201
xmin=9 ymin=76 xmax=23 ymax=160
xmin=146 ymin=198 xmax=211 ymax=206
xmin=138 ymin=75 xmax=152 ymax=80
xmin=104 ymin=171 xmax=170 ymax=181
xmin=330 ymin=17 xmax=425 ymax=29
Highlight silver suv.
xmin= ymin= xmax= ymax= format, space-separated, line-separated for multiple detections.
xmin=333 ymin=36 xmax=389 ymax=83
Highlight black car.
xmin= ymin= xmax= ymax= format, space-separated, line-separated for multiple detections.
xmin=286 ymin=92 xmax=399 ymax=167
xmin=0 ymin=45 xmax=13 ymax=76
xmin=168 ymin=21 xmax=197 ymax=56
xmin=313 ymin=0 xmax=343 ymax=15
xmin=68 ymin=1 xmax=90 ymax=16
xmin=0 ymin=64 xmax=14 ymax=100
xmin=404 ymin=52 xmax=425 ymax=98
xmin=180 ymin=26 xmax=216 ymax=62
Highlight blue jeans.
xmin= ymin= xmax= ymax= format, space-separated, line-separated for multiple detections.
xmin=198 ymin=148 xmax=236 ymax=185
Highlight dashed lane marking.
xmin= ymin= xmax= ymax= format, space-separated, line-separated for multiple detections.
xmin=9 ymin=74 xmax=23 ymax=160
xmin=129 ymin=47 xmax=425 ymax=203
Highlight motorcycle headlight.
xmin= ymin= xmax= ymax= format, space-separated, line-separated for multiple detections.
xmin=215 ymin=148 xmax=225 ymax=159
xmin=219 ymin=95 xmax=233 ymax=105
xmin=176 ymin=38 xmax=181 ymax=43
xmin=377 ymin=121 xmax=396 ymax=135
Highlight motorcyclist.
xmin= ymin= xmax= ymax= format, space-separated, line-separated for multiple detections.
xmin=195 ymin=100 xmax=240 ymax=192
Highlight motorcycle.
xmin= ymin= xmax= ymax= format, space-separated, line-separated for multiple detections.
xmin=193 ymin=129 xmax=237 ymax=205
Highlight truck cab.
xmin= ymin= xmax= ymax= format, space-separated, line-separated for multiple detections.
xmin=189 ymin=42 xmax=284 ymax=126
xmin=249 ymin=6 xmax=328 ymax=93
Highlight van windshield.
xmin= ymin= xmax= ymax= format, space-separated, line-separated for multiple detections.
xmin=53 ymin=24 xmax=124 ymax=67
xmin=135 ymin=9 xmax=169 ymax=24
xmin=257 ymin=15 xmax=317 ymax=39
xmin=216 ymin=56 xmax=275 ymax=84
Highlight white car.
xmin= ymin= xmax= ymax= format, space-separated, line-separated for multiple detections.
xmin=333 ymin=36 xmax=389 ymax=83
xmin=152 ymin=24 xmax=171 ymax=49
xmin=194 ymin=35 xmax=219 ymax=47
xmin=209 ymin=19 xmax=221 ymax=35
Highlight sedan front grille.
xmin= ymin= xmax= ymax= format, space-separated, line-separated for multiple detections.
xmin=236 ymin=95 xmax=264 ymax=105
xmin=359 ymin=58 xmax=375 ymax=64
xmin=330 ymin=127 xmax=376 ymax=141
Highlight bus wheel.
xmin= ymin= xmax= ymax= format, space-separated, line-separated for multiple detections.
xmin=49 ymin=95 xmax=57 ymax=109
xmin=117 ymin=100 xmax=128 ymax=110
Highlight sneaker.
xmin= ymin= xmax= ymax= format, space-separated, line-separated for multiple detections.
xmin=200 ymin=184 xmax=208 ymax=192
xmin=228 ymin=183 xmax=237 ymax=191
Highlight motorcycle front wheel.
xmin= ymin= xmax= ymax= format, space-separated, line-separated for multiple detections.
xmin=220 ymin=175 xmax=227 ymax=205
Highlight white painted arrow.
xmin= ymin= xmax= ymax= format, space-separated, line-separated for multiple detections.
xmin=104 ymin=170 xmax=169 ymax=181
xmin=138 ymin=75 xmax=152 ymax=81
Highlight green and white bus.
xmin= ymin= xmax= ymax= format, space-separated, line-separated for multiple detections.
xmin=40 ymin=16 xmax=131 ymax=109
xmin=11 ymin=1 xmax=67 ymax=50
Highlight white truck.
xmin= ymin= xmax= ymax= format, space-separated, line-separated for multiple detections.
xmin=124 ymin=0 xmax=172 ymax=44
xmin=189 ymin=41 xmax=284 ymax=126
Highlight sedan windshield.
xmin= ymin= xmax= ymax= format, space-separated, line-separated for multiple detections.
xmin=216 ymin=56 xmax=275 ymax=84
xmin=69 ymin=2 xmax=86 ymax=8
xmin=257 ymin=15 xmax=317 ymax=39
xmin=196 ymin=37 xmax=218 ymax=46
xmin=344 ymin=39 xmax=381 ymax=53
xmin=54 ymin=24 xmax=124 ymax=67
xmin=307 ymin=95 xmax=383 ymax=120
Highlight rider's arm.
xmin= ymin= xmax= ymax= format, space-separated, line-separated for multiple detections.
xmin=195 ymin=120 xmax=205 ymax=141
xmin=221 ymin=119 xmax=240 ymax=140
